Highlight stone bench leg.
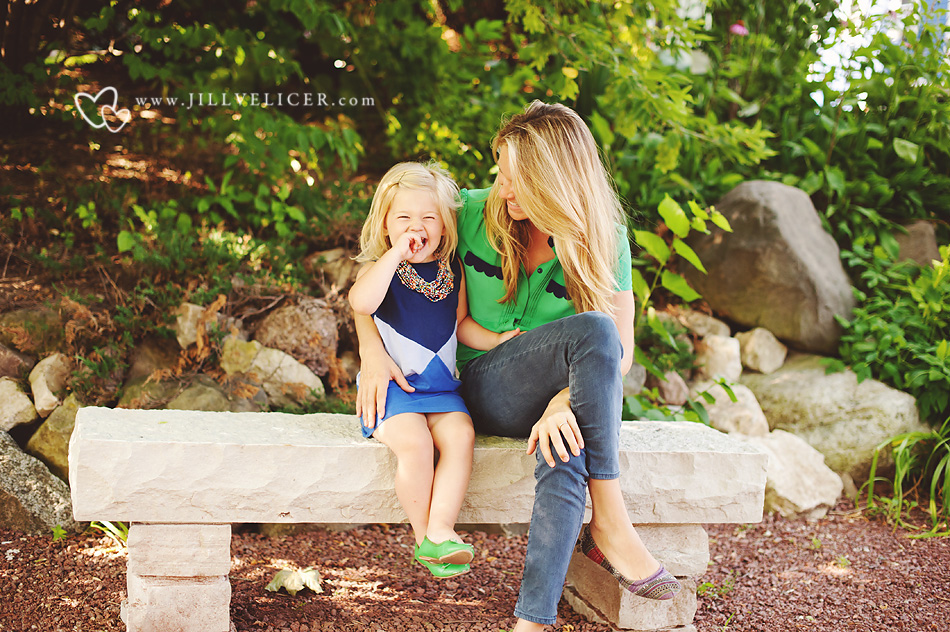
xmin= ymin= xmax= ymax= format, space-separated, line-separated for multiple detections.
xmin=123 ymin=523 xmax=232 ymax=632
xmin=564 ymin=524 xmax=708 ymax=631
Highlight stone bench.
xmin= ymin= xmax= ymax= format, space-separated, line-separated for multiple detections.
xmin=68 ymin=406 xmax=767 ymax=632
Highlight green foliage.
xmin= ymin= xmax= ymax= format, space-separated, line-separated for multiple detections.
xmin=505 ymin=0 xmax=776 ymax=213
xmin=867 ymin=417 xmax=950 ymax=536
xmin=827 ymin=244 xmax=950 ymax=424
xmin=634 ymin=310 xmax=695 ymax=381
xmin=702 ymin=1 xmax=950 ymax=245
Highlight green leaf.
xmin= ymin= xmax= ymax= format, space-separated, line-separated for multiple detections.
xmin=658 ymin=195 xmax=690 ymax=238
xmin=893 ymin=138 xmax=920 ymax=163
xmin=632 ymin=230 xmax=671 ymax=264
xmin=117 ymin=231 xmax=136 ymax=253
xmin=265 ymin=567 xmax=323 ymax=596
xmin=709 ymin=209 xmax=732 ymax=232
xmin=672 ymin=238 xmax=707 ymax=274
xmin=661 ymin=270 xmax=701 ymax=302
xmin=630 ymin=268 xmax=650 ymax=304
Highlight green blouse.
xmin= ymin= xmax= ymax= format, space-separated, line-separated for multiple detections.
xmin=455 ymin=188 xmax=632 ymax=370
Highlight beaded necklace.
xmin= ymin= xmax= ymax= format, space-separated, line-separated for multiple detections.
xmin=396 ymin=257 xmax=454 ymax=302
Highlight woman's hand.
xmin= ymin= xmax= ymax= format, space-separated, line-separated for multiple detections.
xmin=526 ymin=388 xmax=585 ymax=467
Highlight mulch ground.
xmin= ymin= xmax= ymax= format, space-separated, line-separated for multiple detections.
xmin=1 ymin=498 xmax=948 ymax=632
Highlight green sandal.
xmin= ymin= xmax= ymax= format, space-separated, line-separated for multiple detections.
xmin=415 ymin=536 xmax=475 ymax=565
xmin=414 ymin=544 xmax=471 ymax=578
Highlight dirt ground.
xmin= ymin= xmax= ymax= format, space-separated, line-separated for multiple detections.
xmin=1 ymin=498 xmax=948 ymax=632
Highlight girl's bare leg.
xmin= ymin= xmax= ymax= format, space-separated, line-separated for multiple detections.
xmin=372 ymin=412 xmax=435 ymax=545
xmin=426 ymin=411 xmax=475 ymax=543
xmin=588 ymin=478 xmax=660 ymax=579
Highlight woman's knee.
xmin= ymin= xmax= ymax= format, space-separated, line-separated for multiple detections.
xmin=571 ymin=311 xmax=621 ymax=360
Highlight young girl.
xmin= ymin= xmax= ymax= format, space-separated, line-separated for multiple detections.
xmin=349 ymin=162 xmax=519 ymax=579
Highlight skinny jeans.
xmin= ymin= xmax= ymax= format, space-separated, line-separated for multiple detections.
xmin=459 ymin=311 xmax=623 ymax=625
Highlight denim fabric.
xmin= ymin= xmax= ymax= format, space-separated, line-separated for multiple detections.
xmin=459 ymin=312 xmax=623 ymax=625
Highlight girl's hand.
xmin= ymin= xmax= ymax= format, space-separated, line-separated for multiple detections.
xmin=526 ymin=389 xmax=584 ymax=467
xmin=392 ymin=229 xmax=428 ymax=261
xmin=356 ymin=349 xmax=415 ymax=427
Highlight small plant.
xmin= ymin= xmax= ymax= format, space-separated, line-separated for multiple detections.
xmin=631 ymin=195 xmax=732 ymax=324
xmin=50 ymin=525 xmax=68 ymax=542
xmin=807 ymin=536 xmax=822 ymax=551
xmin=834 ymin=555 xmax=851 ymax=569
xmin=90 ymin=520 xmax=129 ymax=547
xmin=697 ymin=572 xmax=735 ymax=599
xmin=866 ymin=417 xmax=950 ymax=537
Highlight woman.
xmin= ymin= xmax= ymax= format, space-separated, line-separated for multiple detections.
xmin=356 ymin=101 xmax=680 ymax=630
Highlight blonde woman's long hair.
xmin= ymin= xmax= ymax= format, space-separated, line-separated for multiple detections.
xmin=355 ymin=161 xmax=461 ymax=263
xmin=486 ymin=101 xmax=625 ymax=315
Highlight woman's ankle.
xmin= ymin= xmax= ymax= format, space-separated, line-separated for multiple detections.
xmin=512 ymin=618 xmax=546 ymax=632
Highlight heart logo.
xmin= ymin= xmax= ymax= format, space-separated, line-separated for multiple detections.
xmin=100 ymin=105 xmax=131 ymax=133
xmin=73 ymin=86 xmax=131 ymax=132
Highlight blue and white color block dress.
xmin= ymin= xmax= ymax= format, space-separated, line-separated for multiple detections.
xmin=359 ymin=257 xmax=470 ymax=437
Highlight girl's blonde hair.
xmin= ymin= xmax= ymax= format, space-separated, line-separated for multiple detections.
xmin=355 ymin=161 xmax=461 ymax=263
xmin=485 ymin=101 xmax=625 ymax=315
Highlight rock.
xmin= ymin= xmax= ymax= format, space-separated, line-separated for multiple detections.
xmin=0 ymin=343 xmax=35 ymax=378
xmin=666 ymin=306 xmax=731 ymax=338
xmin=118 ymin=377 xmax=182 ymax=409
xmin=0 ymin=431 xmax=81 ymax=535
xmin=742 ymin=429 xmax=844 ymax=519
xmin=173 ymin=302 xmax=244 ymax=350
xmin=622 ymin=361 xmax=647 ymax=397
xmin=695 ymin=335 xmax=742 ymax=381
xmin=174 ymin=303 xmax=205 ymax=349
xmin=220 ymin=336 xmax=324 ymax=408
xmin=685 ymin=181 xmax=855 ymax=354
xmin=0 ymin=377 xmax=38 ymax=431
xmin=166 ymin=376 xmax=232 ymax=412
xmin=29 ymin=353 xmax=72 ymax=417
xmin=25 ymin=394 xmax=81 ymax=481
xmin=741 ymin=353 xmax=929 ymax=483
xmin=894 ymin=220 xmax=940 ymax=266
xmin=253 ymin=297 xmax=338 ymax=377
xmin=126 ymin=337 xmax=179 ymax=382
xmin=735 ymin=327 xmax=787 ymax=374
xmin=646 ymin=370 xmax=689 ymax=406
xmin=690 ymin=381 xmax=769 ymax=437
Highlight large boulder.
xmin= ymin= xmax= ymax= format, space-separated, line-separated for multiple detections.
xmin=685 ymin=181 xmax=855 ymax=354
xmin=25 ymin=394 xmax=81 ymax=481
xmin=253 ymin=297 xmax=339 ymax=377
xmin=0 ymin=377 xmax=38 ymax=431
xmin=0 ymin=431 xmax=81 ymax=535
xmin=741 ymin=429 xmax=843 ymax=519
xmin=741 ymin=353 xmax=928 ymax=483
